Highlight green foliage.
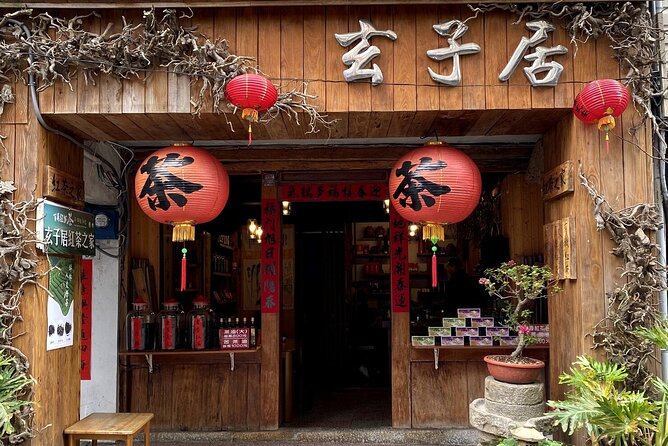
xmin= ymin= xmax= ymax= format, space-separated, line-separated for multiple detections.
xmin=0 ymin=351 xmax=34 ymax=439
xmin=548 ymin=356 xmax=659 ymax=446
xmin=497 ymin=438 xmax=519 ymax=446
xmin=479 ymin=260 xmax=560 ymax=358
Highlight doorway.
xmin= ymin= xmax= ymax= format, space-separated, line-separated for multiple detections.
xmin=288 ymin=201 xmax=391 ymax=428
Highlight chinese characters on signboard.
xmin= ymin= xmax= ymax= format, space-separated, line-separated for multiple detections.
xmin=337 ymin=19 xmax=568 ymax=87
xmin=37 ymin=200 xmax=95 ymax=257
xmin=81 ymin=259 xmax=92 ymax=380
xmin=261 ymin=199 xmax=280 ymax=313
xmin=390 ymin=207 xmax=409 ymax=313
xmin=47 ymin=257 xmax=75 ymax=351
xmin=281 ymin=183 xmax=388 ymax=202
xmin=44 ymin=165 xmax=85 ymax=207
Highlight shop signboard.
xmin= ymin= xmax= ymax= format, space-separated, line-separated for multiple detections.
xmin=37 ymin=200 xmax=95 ymax=256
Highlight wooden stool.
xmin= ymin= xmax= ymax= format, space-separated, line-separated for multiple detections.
xmin=64 ymin=412 xmax=154 ymax=446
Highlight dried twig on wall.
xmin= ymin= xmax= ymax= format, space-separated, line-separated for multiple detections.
xmin=0 ymin=8 xmax=331 ymax=134
xmin=578 ymin=163 xmax=666 ymax=391
xmin=0 ymin=181 xmax=41 ymax=443
xmin=471 ymin=3 xmax=665 ymax=147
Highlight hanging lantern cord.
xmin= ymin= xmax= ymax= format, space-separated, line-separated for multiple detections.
xmin=181 ymin=246 xmax=188 ymax=291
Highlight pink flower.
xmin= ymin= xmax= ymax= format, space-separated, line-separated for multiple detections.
xmin=507 ymin=259 xmax=516 ymax=266
xmin=478 ymin=278 xmax=490 ymax=285
xmin=518 ymin=324 xmax=530 ymax=335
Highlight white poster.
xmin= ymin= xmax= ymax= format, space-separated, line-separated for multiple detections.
xmin=47 ymin=257 xmax=75 ymax=350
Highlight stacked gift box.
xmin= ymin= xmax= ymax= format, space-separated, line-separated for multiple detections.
xmin=411 ymin=308 xmax=549 ymax=347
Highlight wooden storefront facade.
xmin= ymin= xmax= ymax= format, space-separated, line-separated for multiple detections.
xmin=0 ymin=2 xmax=654 ymax=444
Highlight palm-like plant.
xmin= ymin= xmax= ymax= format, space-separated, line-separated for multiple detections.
xmin=548 ymin=356 xmax=658 ymax=446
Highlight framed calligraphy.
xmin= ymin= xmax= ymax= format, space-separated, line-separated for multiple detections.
xmin=261 ymin=199 xmax=281 ymax=313
xmin=542 ymin=161 xmax=574 ymax=201
xmin=543 ymin=216 xmax=576 ymax=280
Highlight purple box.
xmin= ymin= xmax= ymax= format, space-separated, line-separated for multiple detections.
xmin=469 ymin=336 xmax=493 ymax=346
xmin=499 ymin=336 xmax=519 ymax=346
xmin=457 ymin=308 xmax=481 ymax=318
xmin=440 ymin=336 xmax=465 ymax=346
xmin=485 ymin=327 xmax=510 ymax=337
xmin=455 ymin=327 xmax=480 ymax=337
xmin=470 ymin=317 xmax=495 ymax=328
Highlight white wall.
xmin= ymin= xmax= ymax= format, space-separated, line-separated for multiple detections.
xmin=80 ymin=240 xmax=119 ymax=417
xmin=80 ymin=143 xmax=122 ymax=417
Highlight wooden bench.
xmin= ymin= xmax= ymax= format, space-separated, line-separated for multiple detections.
xmin=64 ymin=412 xmax=154 ymax=446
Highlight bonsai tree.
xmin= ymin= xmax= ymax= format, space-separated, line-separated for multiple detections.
xmin=479 ymin=260 xmax=559 ymax=359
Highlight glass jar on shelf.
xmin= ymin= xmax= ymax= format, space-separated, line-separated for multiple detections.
xmin=158 ymin=298 xmax=183 ymax=350
xmin=187 ymin=295 xmax=212 ymax=350
xmin=126 ymin=298 xmax=153 ymax=351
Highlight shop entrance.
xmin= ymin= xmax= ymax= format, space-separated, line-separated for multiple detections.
xmin=287 ymin=201 xmax=391 ymax=428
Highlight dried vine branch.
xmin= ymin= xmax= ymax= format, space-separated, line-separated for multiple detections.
xmin=578 ymin=163 xmax=666 ymax=391
xmin=472 ymin=2 xmax=666 ymax=148
xmin=0 ymin=181 xmax=42 ymax=443
xmin=0 ymin=8 xmax=331 ymax=134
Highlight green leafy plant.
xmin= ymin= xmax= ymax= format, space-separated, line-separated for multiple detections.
xmin=0 ymin=351 xmax=34 ymax=439
xmin=479 ymin=260 xmax=559 ymax=359
xmin=548 ymin=355 xmax=659 ymax=446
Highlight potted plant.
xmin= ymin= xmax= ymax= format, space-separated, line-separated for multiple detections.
xmin=478 ymin=260 xmax=559 ymax=384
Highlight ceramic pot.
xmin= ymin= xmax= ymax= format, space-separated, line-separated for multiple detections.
xmin=483 ymin=354 xmax=545 ymax=384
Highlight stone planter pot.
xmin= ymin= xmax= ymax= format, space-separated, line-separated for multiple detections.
xmin=483 ymin=355 xmax=545 ymax=384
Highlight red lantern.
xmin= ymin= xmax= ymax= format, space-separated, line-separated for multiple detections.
xmin=224 ymin=73 xmax=278 ymax=145
xmin=573 ymin=79 xmax=630 ymax=152
xmin=135 ymin=144 xmax=230 ymax=291
xmin=389 ymin=141 xmax=482 ymax=287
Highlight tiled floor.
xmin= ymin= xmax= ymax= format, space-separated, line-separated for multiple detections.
xmin=287 ymin=388 xmax=391 ymax=429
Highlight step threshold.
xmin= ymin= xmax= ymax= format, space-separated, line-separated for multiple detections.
xmin=150 ymin=427 xmax=480 ymax=445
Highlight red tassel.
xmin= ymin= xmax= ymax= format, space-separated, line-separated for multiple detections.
xmin=181 ymin=247 xmax=187 ymax=291
xmin=248 ymin=123 xmax=253 ymax=146
xmin=432 ymin=253 xmax=437 ymax=288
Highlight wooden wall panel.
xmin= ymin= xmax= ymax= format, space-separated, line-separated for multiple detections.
xmin=437 ymin=5 xmax=462 ymax=111
xmin=411 ymin=362 xmax=469 ymax=427
xmin=303 ymin=6 xmax=326 ymax=112
xmin=483 ymin=11 xmax=508 ymax=109
xmin=391 ymin=312 xmax=410 ymax=428
xmin=500 ymin=174 xmax=544 ymax=261
xmin=506 ymin=16 xmax=531 ymax=109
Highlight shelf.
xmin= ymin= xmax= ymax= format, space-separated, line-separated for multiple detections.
xmin=217 ymin=244 xmax=233 ymax=250
xmin=119 ymin=347 xmax=262 ymax=371
xmin=212 ymin=272 xmax=232 ymax=277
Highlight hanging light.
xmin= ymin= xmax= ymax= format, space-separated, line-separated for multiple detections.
xmin=408 ymin=223 xmax=419 ymax=237
xmin=255 ymin=226 xmax=263 ymax=244
xmin=383 ymin=199 xmax=390 ymax=214
xmin=248 ymin=219 xmax=261 ymax=239
xmin=282 ymin=201 xmax=292 ymax=216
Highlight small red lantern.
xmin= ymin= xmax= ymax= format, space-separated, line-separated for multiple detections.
xmin=225 ymin=73 xmax=278 ymax=145
xmin=389 ymin=141 xmax=482 ymax=287
xmin=135 ymin=144 xmax=230 ymax=290
xmin=573 ymin=79 xmax=630 ymax=152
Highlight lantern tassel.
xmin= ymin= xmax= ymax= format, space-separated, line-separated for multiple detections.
xmin=432 ymin=253 xmax=438 ymax=288
xmin=598 ymin=116 xmax=616 ymax=155
xmin=241 ymin=108 xmax=259 ymax=146
xmin=248 ymin=122 xmax=252 ymax=145
xmin=180 ymin=247 xmax=188 ymax=291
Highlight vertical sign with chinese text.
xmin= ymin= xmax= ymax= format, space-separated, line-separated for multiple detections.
xmin=261 ymin=199 xmax=281 ymax=313
xmin=390 ymin=206 xmax=409 ymax=312
xmin=80 ymin=259 xmax=92 ymax=380
xmin=47 ymin=257 xmax=75 ymax=351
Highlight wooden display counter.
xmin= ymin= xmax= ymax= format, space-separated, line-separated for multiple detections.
xmin=119 ymin=348 xmax=262 ymax=432
xmin=407 ymin=345 xmax=549 ymax=428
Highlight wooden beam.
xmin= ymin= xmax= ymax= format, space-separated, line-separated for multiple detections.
xmin=7 ymin=0 xmax=604 ymax=7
